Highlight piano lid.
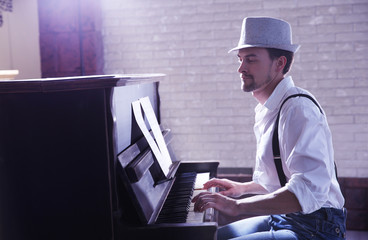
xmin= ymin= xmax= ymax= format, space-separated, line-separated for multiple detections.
xmin=0 ymin=73 xmax=165 ymax=93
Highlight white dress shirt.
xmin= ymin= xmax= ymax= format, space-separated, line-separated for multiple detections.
xmin=252 ymin=76 xmax=345 ymax=214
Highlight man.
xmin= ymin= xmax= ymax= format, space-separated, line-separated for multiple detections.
xmin=192 ymin=17 xmax=346 ymax=240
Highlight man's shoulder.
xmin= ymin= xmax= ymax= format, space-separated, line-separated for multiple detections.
xmin=280 ymin=88 xmax=323 ymax=118
xmin=284 ymin=86 xmax=310 ymax=96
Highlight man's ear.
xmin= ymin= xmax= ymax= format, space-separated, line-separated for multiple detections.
xmin=276 ymin=56 xmax=287 ymax=73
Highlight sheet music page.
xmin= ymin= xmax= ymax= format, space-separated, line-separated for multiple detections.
xmin=132 ymin=97 xmax=172 ymax=177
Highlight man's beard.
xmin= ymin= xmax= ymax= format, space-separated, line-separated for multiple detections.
xmin=241 ymin=74 xmax=256 ymax=92
xmin=240 ymin=73 xmax=273 ymax=93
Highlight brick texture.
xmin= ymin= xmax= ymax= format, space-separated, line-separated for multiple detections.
xmin=101 ymin=0 xmax=368 ymax=177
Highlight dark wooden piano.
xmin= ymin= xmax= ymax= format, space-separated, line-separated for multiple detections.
xmin=0 ymin=74 xmax=218 ymax=240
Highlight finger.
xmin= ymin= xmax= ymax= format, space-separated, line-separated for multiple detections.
xmin=191 ymin=193 xmax=199 ymax=202
xmin=200 ymin=201 xmax=216 ymax=212
xmin=202 ymin=179 xmax=217 ymax=189
xmin=204 ymin=178 xmax=233 ymax=190
xmin=203 ymin=179 xmax=225 ymax=189
xmin=191 ymin=191 xmax=212 ymax=203
xmin=219 ymin=189 xmax=232 ymax=196
xmin=194 ymin=197 xmax=215 ymax=212
xmin=196 ymin=194 xmax=224 ymax=212
xmin=193 ymin=193 xmax=216 ymax=211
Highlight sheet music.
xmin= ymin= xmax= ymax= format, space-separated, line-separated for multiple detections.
xmin=132 ymin=97 xmax=172 ymax=177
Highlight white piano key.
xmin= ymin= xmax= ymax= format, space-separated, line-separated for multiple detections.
xmin=194 ymin=172 xmax=210 ymax=189
xmin=186 ymin=173 xmax=217 ymax=223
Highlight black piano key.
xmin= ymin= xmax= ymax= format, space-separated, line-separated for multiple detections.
xmin=160 ymin=206 xmax=188 ymax=214
xmin=156 ymin=172 xmax=197 ymax=224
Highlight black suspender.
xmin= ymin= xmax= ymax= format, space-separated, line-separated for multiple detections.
xmin=272 ymin=94 xmax=324 ymax=187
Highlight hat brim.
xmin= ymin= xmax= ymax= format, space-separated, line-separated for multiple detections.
xmin=228 ymin=43 xmax=300 ymax=53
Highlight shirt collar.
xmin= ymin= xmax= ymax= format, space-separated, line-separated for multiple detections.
xmin=263 ymin=76 xmax=295 ymax=111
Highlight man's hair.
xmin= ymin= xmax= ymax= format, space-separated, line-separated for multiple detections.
xmin=266 ymin=48 xmax=294 ymax=74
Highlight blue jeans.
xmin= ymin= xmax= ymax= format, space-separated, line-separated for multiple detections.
xmin=218 ymin=208 xmax=347 ymax=240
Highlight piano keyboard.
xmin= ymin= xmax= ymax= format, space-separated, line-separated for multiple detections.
xmin=155 ymin=172 xmax=213 ymax=224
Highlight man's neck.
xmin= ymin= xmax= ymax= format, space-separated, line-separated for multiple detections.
xmin=252 ymin=75 xmax=285 ymax=105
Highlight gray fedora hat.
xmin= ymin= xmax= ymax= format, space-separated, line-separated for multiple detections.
xmin=229 ymin=17 xmax=300 ymax=53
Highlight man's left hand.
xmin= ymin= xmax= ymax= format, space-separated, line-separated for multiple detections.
xmin=191 ymin=191 xmax=238 ymax=216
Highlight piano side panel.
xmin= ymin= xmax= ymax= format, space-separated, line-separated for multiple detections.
xmin=0 ymin=89 xmax=112 ymax=240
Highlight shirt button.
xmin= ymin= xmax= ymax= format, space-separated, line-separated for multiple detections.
xmin=335 ymin=228 xmax=340 ymax=234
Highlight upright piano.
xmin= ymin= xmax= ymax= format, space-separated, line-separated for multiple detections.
xmin=0 ymin=74 xmax=218 ymax=240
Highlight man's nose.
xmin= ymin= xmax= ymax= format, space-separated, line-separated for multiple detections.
xmin=238 ymin=61 xmax=247 ymax=74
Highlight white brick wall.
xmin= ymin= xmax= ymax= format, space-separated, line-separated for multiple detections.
xmin=101 ymin=0 xmax=368 ymax=177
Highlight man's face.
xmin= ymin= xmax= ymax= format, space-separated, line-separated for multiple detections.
xmin=237 ymin=47 xmax=277 ymax=93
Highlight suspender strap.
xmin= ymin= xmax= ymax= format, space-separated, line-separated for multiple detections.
xmin=272 ymin=94 xmax=323 ymax=187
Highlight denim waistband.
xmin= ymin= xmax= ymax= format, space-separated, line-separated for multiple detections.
xmin=287 ymin=207 xmax=346 ymax=222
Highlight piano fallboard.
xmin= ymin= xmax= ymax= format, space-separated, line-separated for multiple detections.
xmin=116 ymin=129 xmax=219 ymax=240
